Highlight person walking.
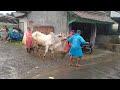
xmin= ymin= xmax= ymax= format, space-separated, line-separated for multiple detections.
xmin=64 ymin=30 xmax=75 ymax=53
xmin=61 ymin=30 xmax=75 ymax=58
xmin=67 ymin=30 xmax=87 ymax=67
xmin=26 ymin=27 xmax=32 ymax=53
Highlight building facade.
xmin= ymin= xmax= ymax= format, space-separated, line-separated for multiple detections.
xmin=14 ymin=11 xmax=115 ymax=46
xmin=27 ymin=11 xmax=67 ymax=34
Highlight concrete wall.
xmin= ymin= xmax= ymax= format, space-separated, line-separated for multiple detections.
xmin=112 ymin=44 xmax=120 ymax=53
xmin=95 ymin=35 xmax=120 ymax=51
xmin=96 ymin=35 xmax=111 ymax=44
xmin=96 ymin=35 xmax=119 ymax=44
xmin=95 ymin=35 xmax=120 ymax=53
xmin=27 ymin=11 xmax=67 ymax=34
xmin=19 ymin=18 xmax=27 ymax=33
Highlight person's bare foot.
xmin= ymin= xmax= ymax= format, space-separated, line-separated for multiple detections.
xmin=75 ymin=64 xmax=82 ymax=67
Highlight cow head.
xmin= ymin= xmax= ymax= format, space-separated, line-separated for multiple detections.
xmin=32 ymin=31 xmax=42 ymax=41
xmin=57 ymin=32 xmax=67 ymax=42
xmin=56 ymin=33 xmax=62 ymax=37
xmin=57 ymin=32 xmax=66 ymax=38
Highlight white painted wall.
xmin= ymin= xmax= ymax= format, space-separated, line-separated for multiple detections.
xmin=19 ymin=18 xmax=27 ymax=33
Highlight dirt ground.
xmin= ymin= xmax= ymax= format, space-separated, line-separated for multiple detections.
xmin=0 ymin=41 xmax=120 ymax=79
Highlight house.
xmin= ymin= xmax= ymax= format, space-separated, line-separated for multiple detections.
xmin=12 ymin=11 xmax=30 ymax=33
xmin=110 ymin=11 xmax=120 ymax=35
xmin=0 ymin=13 xmax=18 ymax=29
xmin=95 ymin=11 xmax=120 ymax=47
xmin=67 ymin=11 xmax=115 ymax=47
xmin=13 ymin=11 xmax=115 ymax=47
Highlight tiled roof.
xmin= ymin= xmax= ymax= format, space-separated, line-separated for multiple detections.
xmin=12 ymin=12 xmax=25 ymax=17
xmin=72 ymin=11 xmax=116 ymax=23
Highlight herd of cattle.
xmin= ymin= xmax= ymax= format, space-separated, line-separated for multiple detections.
xmin=30 ymin=31 xmax=68 ymax=60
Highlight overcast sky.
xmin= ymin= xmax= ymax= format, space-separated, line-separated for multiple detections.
xmin=0 ymin=11 xmax=16 ymax=15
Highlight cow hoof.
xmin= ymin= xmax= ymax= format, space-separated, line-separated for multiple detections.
xmin=42 ymin=58 xmax=45 ymax=62
xmin=42 ymin=56 xmax=45 ymax=60
xmin=39 ymin=54 xmax=41 ymax=57
xmin=53 ymin=58 xmax=57 ymax=60
xmin=33 ymin=53 xmax=36 ymax=56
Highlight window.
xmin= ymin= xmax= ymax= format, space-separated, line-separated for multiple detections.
xmin=112 ymin=23 xmax=119 ymax=32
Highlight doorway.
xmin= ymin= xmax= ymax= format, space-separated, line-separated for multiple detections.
xmin=69 ymin=22 xmax=92 ymax=42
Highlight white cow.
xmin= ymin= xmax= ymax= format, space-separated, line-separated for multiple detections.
xmin=32 ymin=31 xmax=67 ymax=60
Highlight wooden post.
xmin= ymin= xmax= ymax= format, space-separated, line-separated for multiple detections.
xmin=67 ymin=12 xmax=70 ymax=35
xmin=94 ymin=23 xmax=97 ymax=46
xmin=90 ymin=23 xmax=97 ymax=47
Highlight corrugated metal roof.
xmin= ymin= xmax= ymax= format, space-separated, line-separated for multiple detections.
xmin=71 ymin=11 xmax=116 ymax=23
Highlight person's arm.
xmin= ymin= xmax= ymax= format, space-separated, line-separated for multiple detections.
xmin=67 ymin=36 xmax=73 ymax=42
xmin=67 ymin=34 xmax=71 ymax=38
xmin=80 ymin=36 xmax=86 ymax=45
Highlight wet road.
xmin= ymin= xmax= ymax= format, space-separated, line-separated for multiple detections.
xmin=0 ymin=41 xmax=120 ymax=79
xmin=31 ymin=53 xmax=120 ymax=79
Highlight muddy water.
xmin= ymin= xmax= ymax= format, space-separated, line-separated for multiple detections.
xmin=0 ymin=41 xmax=119 ymax=79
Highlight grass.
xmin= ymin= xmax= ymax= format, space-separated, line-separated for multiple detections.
xmin=0 ymin=36 xmax=25 ymax=48
xmin=0 ymin=40 xmax=24 ymax=47
xmin=10 ymin=41 xmax=24 ymax=46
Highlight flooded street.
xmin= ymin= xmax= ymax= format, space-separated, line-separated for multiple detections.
xmin=0 ymin=41 xmax=120 ymax=79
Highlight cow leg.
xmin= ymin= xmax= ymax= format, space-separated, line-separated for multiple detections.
xmin=38 ymin=48 xmax=42 ymax=57
xmin=43 ymin=45 xmax=49 ymax=60
xmin=34 ymin=46 xmax=39 ymax=56
xmin=37 ymin=45 xmax=42 ymax=57
xmin=33 ymin=44 xmax=39 ymax=56
xmin=33 ymin=47 xmax=37 ymax=56
xmin=51 ymin=51 xmax=56 ymax=60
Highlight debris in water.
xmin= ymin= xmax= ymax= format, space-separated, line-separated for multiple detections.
xmin=35 ymin=67 xmax=39 ymax=69
xmin=49 ymin=77 xmax=54 ymax=79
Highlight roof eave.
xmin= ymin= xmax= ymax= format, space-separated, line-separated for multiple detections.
xmin=69 ymin=11 xmax=116 ymax=24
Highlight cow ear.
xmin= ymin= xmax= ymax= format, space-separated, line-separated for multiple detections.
xmin=60 ymin=32 xmax=62 ymax=34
